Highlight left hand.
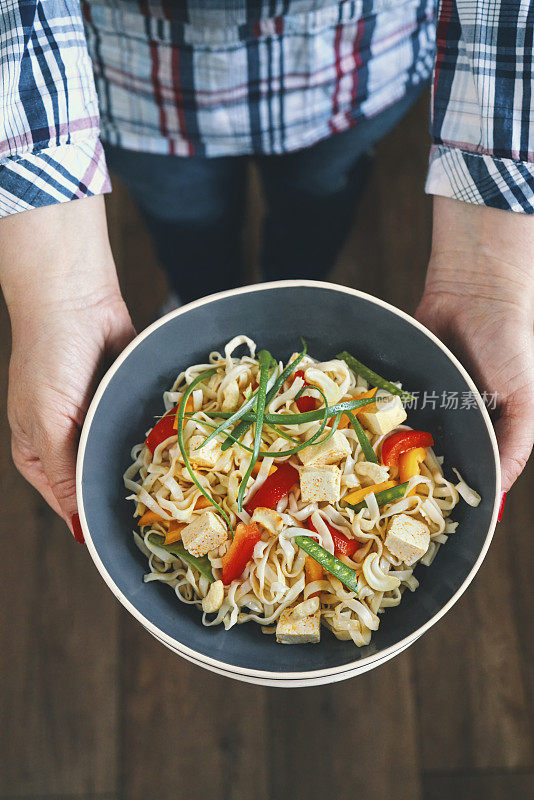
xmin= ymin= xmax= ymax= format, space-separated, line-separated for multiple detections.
xmin=415 ymin=196 xmax=534 ymax=492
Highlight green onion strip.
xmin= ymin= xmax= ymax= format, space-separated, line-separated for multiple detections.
xmin=237 ymin=350 xmax=272 ymax=511
xmin=194 ymin=362 xmax=276 ymax=451
xmin=175 ymin=367 xmax=233 ymax=533
xmin=222 ymin=341 xmax=308 ymax=452
xmin=191 ymin=394 xmax=375 ymax=426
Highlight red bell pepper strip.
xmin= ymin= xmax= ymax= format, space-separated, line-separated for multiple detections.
xmin=381 ymin=430 xmax=434 ymax=467
xmin=222 ymin=522 xmax=262 ymax=585
xmin=296 ymin=395 xmax=318 ymax=412
xmin=145 ymin=407 xmax=178 ymax=454
xmin=245 ymin=462 xmax=299 ymax=514
xmin=293 ymin=370 xmax=318 ymax=413
xmin=307 ymin=519 xmax=360 ymax=558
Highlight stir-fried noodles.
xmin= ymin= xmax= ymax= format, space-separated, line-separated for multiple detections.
xmin=124 ymin=336 xmax=480 ymax=646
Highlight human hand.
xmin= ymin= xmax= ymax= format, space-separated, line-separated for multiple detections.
xmin=1 ymin=198 xmax=136 ymax=536
xmin=416 ymin=196 xmax=534 ymax=492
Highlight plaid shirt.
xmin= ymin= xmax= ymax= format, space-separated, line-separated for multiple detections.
xmin=1 ymin=0 xmax=533 ymax=217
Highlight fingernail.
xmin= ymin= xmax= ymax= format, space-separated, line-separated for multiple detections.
xmin=71 ymin=513 xmax=85 ymax=544
xmin=498 ymin=491 xmax=507 ymax=523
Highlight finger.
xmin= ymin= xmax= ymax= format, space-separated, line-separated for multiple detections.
xmin=36 ymin=419 xmax=81 ymax=531
xmin=494 ymin=401 xmax=534 ymax=492
xmin=102 ymin=308 xmax=137 ymax=370
xmin=11 ymin=437 xmax=65 ymax=518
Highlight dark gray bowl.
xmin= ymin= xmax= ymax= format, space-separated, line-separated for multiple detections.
xmin=77 ymin=281 xmax=500 ymax=686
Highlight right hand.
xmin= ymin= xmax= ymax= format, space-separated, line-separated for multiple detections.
xmin=8 ymin=293 xmax=135 ymax=534
xmin=1 ymin=197 xmax=136 ymax=537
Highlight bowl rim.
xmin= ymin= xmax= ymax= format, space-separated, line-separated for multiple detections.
xmin=76 ymin=279 xmax=501 ymax=686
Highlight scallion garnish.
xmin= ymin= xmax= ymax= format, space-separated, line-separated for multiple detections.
xmin=193 ymin=361 xmax=276 ymax=451
xmin=221 ymin=341 xmax=307 ymax=452
xmin=194 ymin=394 xmax=375 ymax=426
xmin=175 ymin=367 xmax=233 ymax=533
xmin=237 ymin=349 xmax=271 ymax=511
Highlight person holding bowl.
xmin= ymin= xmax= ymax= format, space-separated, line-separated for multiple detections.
xmin=0 ymin=0 xmax=533 ymax=539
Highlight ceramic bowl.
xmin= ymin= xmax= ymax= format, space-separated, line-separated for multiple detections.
xmin=77 ymin=281 xmax=500 ymax=687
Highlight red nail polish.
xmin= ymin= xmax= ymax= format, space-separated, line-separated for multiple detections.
xmin=71 ymin=513 xmax=85 ymax=544
xmin=498 ymin=491 xmax=507 ymax=523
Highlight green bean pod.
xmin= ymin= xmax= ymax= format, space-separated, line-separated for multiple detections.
xmin=345 ymin=481 xmax=410 ymax=512
xmin=345 ymin=410 xmax=378 ymax=464
xmin=337 ymin=350 xmax=414 ymax=402
xmin=294 ymin=535 xmax=359 ymax=594
xmin=148 ymin=534 xmax=215 ymax=583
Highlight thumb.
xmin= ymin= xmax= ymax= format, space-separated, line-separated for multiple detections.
xmin=43 ymin=311 xmax=136 ymax=540
xmin=494 ymin=398 xmax=534 ymax=492
xmin=38 ymin=418 xmax=81 ymax=537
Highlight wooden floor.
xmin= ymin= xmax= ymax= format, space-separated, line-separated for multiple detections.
xmin=1 ymin=93 xmax=534 ymax=800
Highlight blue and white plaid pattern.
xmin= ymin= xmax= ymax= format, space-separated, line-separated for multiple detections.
xmin=0 ymin=0 xmax=110 ymax=216
xmin=1 ymin=0 xmax=533 ymax=217
xmin=426 ymin=0 xmax=534 ymax=212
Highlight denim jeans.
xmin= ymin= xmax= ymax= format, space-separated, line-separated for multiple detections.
xmin=105 ymin=86 xmax=423 ymax=303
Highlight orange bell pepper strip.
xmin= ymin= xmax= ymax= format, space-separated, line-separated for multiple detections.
xmin=173 ymin=395 xmax=194 ymax=430
xmin=164 ymin=521 xmax=183 ymax=545
xmin=343 ymin=480 xmax=398 ymax=507
xmin=381 ymin=430 xmax=434 ymax=467
xmin=398 ymin=447 xmax=427 ymax=484
xmin=194 ymin=494 xmax=213 ymax=509
xmin=304 ymin=556 xmax=324 ymax=597
xmin=353 ymin=387 xmax=378 ymax=416
xmin=137 ymin=509 xmax=169 ymax=526
xmin=251 ymin=460 xmax=277 ymax=478
xmin=221 ymin=522 xmax=262 ymax=585
xmin=327 ymin=387 xmax=377 ymax=428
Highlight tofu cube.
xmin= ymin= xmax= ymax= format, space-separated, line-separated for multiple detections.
xmin=299 ymin=431 xmax=351 ymax=467
xmin=181 ymin=511 xmax=228 ymax=557
xmin=276 ymin=609 xmax=321 ymax=644
xmin=299 ymin=465 xmax=342 ymax=504
xmin=385 ymin=513 xmax=430 ymax=566
xmin=354 ymin=461 xmax=390 ymax=486
xmin=359 ymin=395 xmax=407 ymax=436
xmin=188 ymin=434 xmax=223 ymax=469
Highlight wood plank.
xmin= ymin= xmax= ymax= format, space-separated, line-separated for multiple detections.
xmin=334 ymin=91 xmax=432 ymax=313
xmin=0 ymin=297 xmax=119 ymax=796
xmin=504 ymin=462 xmax=534 ymax=759
xmin=105 ymin=182 xmax=168 ymax=331
xmin=422 ymin=769 xmax=534 ymax=800
xmin=267 ymin=651 xmax=422 ymax=800
xmin=0 ymin=795 xmax=118 ymax=800
xmin=119 ymin=613 xmax=269 ymax=800
xmin=413 ymin=462 xmax=534 ymax=771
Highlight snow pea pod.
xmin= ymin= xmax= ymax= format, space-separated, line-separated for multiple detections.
xmin=345 ymin=481 xmax=410 ymax=512
xmin=148 ymin=533 xmax=214 ymax=583
xmin=294 ymin=535 xmax=359 ymax=594
xmin=337 ymin=350 xmax=414 ymax=402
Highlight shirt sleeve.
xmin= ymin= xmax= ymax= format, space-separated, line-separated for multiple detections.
xmin=0 ymin=0 xmax=110 ymax=218
xmin=426 ymin=0 xmax=534 ymax=213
